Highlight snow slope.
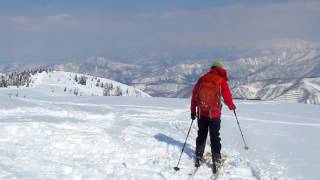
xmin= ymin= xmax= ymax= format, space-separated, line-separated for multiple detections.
xmin=0 ymin=71 xmax=150 ymax=98
xmin=0 ymin=95 xmax=319 ymax=179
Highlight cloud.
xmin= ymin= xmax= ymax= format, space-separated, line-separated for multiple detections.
xmin=139 ymin=1 xmax=320 ymax=48
xmin=2 ymin=13 xmax=77 ymax=32
xmin=8 ymin=16 xmax=31 ymax=25
xmin=46 ymin=14 xmax=73 ymax=21
xmin=0 ymin=1 xmax=320 ymax=63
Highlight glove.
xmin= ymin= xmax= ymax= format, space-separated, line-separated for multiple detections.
xmin=228 ymin=103 xmax=236 ymax=110
xmin=191 ymin=113 xmax=196 ymax=120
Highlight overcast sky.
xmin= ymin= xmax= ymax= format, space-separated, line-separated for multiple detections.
xmin=0 ymin=0 xmax=320 ymax=64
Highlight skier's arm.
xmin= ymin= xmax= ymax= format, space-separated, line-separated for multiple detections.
xmin=221 ymin=80 xmax=236 ymax=110
xmin=190 ymin=81 xmax=200 ymax=114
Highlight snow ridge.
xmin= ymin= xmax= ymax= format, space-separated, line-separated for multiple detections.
xmin=0 ymin=71 xmax=150 ymax=98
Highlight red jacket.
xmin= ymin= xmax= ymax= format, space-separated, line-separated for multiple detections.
xmin=191 ymin=67 xmax=236 ymax=118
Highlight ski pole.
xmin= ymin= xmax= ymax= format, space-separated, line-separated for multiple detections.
xmin=173 ymin=119 xmax=195 ymax=171
xmin=233 ymin=110 xmax=249 ymax=150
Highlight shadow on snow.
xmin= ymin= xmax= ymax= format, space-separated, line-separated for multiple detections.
xmin=154 ymin=133 xmax=194 ymax=159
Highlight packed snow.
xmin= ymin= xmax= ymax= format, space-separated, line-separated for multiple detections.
xmin=0 ymin=92 xmax=319 ymax=179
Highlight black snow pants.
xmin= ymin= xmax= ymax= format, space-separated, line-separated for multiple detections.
xmin=195 ymin=116 xmax=221 ymax=157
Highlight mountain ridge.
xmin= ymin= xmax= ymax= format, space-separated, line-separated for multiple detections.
xmin=3 ymin=40 xmax=319 ymax=104
xmin=0 ymin=70 xmax=149 ymax=98
xmin=50 ymin=42 xmax=320 ymax=104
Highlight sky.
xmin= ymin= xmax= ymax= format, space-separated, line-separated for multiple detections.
xmin=0 ymin=0 xmax=320 ymax=64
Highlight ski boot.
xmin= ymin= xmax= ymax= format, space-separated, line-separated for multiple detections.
xmin=194 ymin=152 xmax=203 ymax=167
xmin=212 ymin=152 xmax=221 ymax=173
xmin=195 ymin=155 xmax=203 ymax=167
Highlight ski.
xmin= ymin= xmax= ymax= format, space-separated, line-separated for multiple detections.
xmin=188 ymin=167 xmax=199 ymax=178
xmin=210 ymin=156 xmax=226 ymax=180
xmin=188 ymin=152 xmax=212 ymax=179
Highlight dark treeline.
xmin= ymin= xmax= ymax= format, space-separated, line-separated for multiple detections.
xmin=0 ymin=68 xmax=50 ymax=88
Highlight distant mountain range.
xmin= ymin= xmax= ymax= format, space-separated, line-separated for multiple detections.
xmin=226 ymin=40 xmax=320 ymax=104
xmin=1 ymin=39 xmax=319 ymax=104
xmin=51 ymin=40 xmax=320 ymax=104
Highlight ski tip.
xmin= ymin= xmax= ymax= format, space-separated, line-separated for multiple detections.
xmin=174 ymin=167 xmax=180 ymax=171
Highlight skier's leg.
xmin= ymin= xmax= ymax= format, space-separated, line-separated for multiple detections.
xmin=195 ymin=116 xmax=209 ymax=158
xmin=209 ymin=118 xmax=221 ymax=161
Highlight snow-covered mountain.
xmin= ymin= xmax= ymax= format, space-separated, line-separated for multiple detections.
xmin=50 ymin=40 xmax=320 ymax=104
xmin=0 ymin=71 xmax=149 ymax=98
xmin=227 ymin=41 xmax=320 ymax=104
xmin=230 ymin=77 xmax=320 ymax=104
xmin=53 ymin=58 xmax=207 ymax=97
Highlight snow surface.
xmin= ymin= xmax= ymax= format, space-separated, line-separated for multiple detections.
xmin=0 ymin=72 xmax=319 ymax=179
xmin=0 ymin=93 xmax=319 ymax=179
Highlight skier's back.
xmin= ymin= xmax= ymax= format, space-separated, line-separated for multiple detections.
xmin=190 ymin=60 xmax=236 ymax=167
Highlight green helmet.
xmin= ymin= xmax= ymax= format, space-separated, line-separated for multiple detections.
xmin=211 ymin=60 xmax=224 ymax=68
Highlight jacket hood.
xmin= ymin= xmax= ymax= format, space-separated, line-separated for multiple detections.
xmin=210 ymin=67 xmax=228 ymax=81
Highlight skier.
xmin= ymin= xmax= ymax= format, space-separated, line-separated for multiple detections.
xmin=190 ymin=60 xmax=236 ymax=168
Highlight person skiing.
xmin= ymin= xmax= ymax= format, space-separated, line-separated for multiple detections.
xmin=190 ymin=60 xmax=236 ymax=167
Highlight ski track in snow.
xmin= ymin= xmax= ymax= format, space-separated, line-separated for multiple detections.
xmin=0 ymin=97 xmax=293 ymax=180
xmin=223 ymin=115 xmax=320 ymax=128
